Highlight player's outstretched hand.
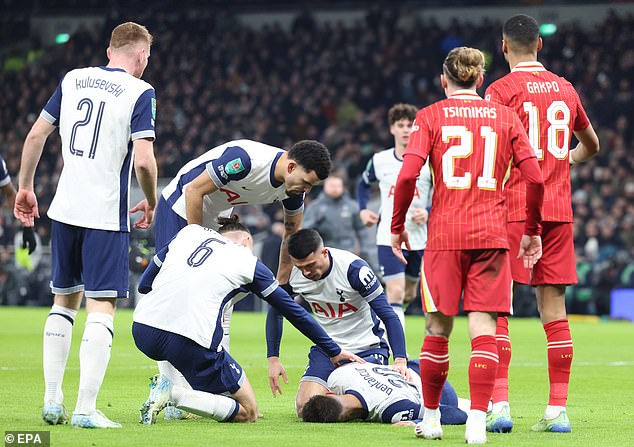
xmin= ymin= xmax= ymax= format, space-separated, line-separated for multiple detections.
xmin=518 ymin=234 xmax=542 ymax=269
xmin=267 ymin=356 xmax=288 ymax=398
xmin=359 ymin=209 xmax=379 ymax=226
xmin=391 ymin=231 xmax=411 ymax=265
xmin=391 ymin=358 xmax=413 ymax=381
xmin=409 ymin=207 xmax=428 ymax=225
xmin=14 ymin=190 xmax=39 ymax=227
xmin=130 ymin=199 xmax=155 ymax=229
xmin=330 ymin=350 xmax=366 ymax=367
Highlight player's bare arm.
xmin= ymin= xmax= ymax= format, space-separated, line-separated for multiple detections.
xmin=185 ymin=170 xmax=218 ymax=225
xmin=15 ymin=117 xmax=55 ymax=226
xmin=570 ymin=124 xmax=600 ymax=164
xmin=131 ymin=138 xmax=158 ymax=229
xmin=359 ymin=209 xmax=379 ymax=226
xmin=267 ymin=356 xmax=288 ymax=398
xmin=276 ymin=211 xmax=302 ymax=283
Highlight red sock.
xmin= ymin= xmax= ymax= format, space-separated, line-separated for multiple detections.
xmin=419 ymin=336 xmax=449 ymax=410
xmin=492 ymin=316 xmax=511 ymax=404
xmin=545 ymin=319 xmax=573 ymax=406
xmin=469 ymin=335 xmax=499 ymax=412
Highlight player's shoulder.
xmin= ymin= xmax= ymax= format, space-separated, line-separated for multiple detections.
xmin=329 ymin=247 xmax=361 ymax=267
xmin=374 ymin=147 xmax=397 ymax=163
xmin=226 ymin=139 xmax=283 ymax=161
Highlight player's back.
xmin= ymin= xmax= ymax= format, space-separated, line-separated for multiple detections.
xmin=328 ymin=363 xmax=422 ymax=422
xmin=47 ymin=66 xmax=155 ymax=231
xmin=133 ymin=224 xmax=257 ymax=349
xmin=485 ymin=63 xmax=590 ymax=222
xmin=411 ymin=91 xmax=536 ymax=250
xmin=160 ymin=139 xmax=288 ymax=227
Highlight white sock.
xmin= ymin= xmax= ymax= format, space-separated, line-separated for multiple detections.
xmin=43 ymin=305 xmax=77 ymax=404
xmin=457 ymin=398 xmax=471 ymax=414
xmin=157 ymin=361 xmax=192 ymax=390
xmin=391 ymin=303 xmax=406 ymax=329
xmin=492 ymin=400 xmax=509 ymax=413
xmin=544 ymin=405 xmax=565 ymax=419
xmin=74 ymin=313 xmax=114 ymax=415
xmin=172 ymin=385 xmax=238 ymax=422
xmin=423 ymin=407 xmax=440 ymax=423
xmin=221 ymin=305 xmax=233 ymax=352
xmin=465 ymin=410 xmax=487 ymax=443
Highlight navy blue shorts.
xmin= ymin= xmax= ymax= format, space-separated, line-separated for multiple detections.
xmin=132 ymin=322 xmax=245 ymax=395
xmin=50 ymin=220 xmax=129 ymax=298
xmin=377 ymin=245 xmax=423 ymax=282
xmin=301 ymin=345 xmax=389 ymax=387
xmin=154 ymin=197 xmax=187 ymax=250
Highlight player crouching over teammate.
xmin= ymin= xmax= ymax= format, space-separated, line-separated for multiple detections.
xmin=132 ymin=216 xmax=363 ymax=423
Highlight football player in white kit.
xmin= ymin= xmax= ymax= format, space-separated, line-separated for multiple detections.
xmin=153 ymin=139 xmax=331 ymax=417
xmin=155 ymin=138 xmax=330 ymax=280
xmin=266 ymin=229 xmax=408 ymax=417
xmin=357 ymin=104 xmax=432 ymax=328
xmin=14 ymin=23 xmax=158 ymax=428
xmin=133 ymin=216 xmax=363 ymax=424
xmin=301 ymin=362 xmax=467 ymax=425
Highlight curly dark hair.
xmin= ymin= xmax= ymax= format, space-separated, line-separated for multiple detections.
xmin=287 ymin=140 xmax=332 ymax=180
xmin=388 ymin=103 xmax=417 ymax=126
xmin=217 ymin=215 xmax=250 ymax=234
xmin=301 ymin=395 xmax=343 ymax=423
xmin=287 ymin=228 xmax=323 ymax=259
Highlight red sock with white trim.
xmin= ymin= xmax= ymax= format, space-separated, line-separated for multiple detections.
xmin=419 ymin=336 xmax=449 ymax=410
xmin=492 ymin=316 xmax=511 ymax=409
xmin=545 ymin=319 xmax=573 ymax=408
xmin=469 ymin=335 xmax=499 ymax=412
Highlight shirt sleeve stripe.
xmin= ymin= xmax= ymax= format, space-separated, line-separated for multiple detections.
xmin=131 ymin=130 xmax=156 ymax=141
xmin=261 ymin=280 xmax=280 ymax=297
xmin=40 ymin=110 xmax=57 ymax=125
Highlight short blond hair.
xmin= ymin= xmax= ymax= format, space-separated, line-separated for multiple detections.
xmin=443 ymin=47 xmax=485 ymax=88
xmin=109 ymin=22 xmax=153 ymax=49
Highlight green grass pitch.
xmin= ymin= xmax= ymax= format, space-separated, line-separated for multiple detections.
xmin=1 ymin=307 xmax=633 ymax=446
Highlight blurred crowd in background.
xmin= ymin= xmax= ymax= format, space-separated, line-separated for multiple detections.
xmin=0 ymin=5 xmax=632 ymax=315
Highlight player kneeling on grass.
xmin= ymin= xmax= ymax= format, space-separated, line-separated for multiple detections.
xmin=302 ymin=361 xmax=467 ymax=425
xmin=132 ymin=216 xmax=363 ymax=424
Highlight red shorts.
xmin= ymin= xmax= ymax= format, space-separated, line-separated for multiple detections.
xmin=507 ymin=221 xmax=577 ymax=286
xmin=420 ymin=249 xmax=512 ymax=316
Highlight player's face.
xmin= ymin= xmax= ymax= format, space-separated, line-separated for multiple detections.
xmin=390 ymin=118 xmax=413 ymax=148
xmin=285 ymin=164 xmax=321 ymax=197
xmin=291 ymin=248 xmax=330 ymax=281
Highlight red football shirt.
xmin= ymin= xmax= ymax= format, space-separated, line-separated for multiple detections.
xmin=393 ymin=90 xmax=537 ymax=250
xmin=485 ymin=61 xmax=590 ymax=222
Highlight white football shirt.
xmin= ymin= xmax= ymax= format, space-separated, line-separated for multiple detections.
xmin=160 ymin=139 xmax=303 ymax=229
xmin=42 ymin=66 xmax=155 ymax=231
xmin=289 ymin=248 xmax=387 ymax=353
xmin=134 ymin=225 xmax=272 ymax=349
xmin=361 ymin=148 xmax=432 ymax=249
xmin=328 ymin=363 xmax=423 ymax=423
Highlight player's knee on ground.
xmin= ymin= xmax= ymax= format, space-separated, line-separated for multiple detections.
xmin=233 ymin=401 xmax=258 ymax=423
